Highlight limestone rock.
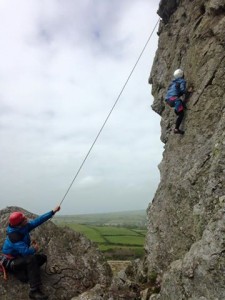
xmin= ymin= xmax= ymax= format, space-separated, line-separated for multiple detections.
xmin=157 ymin=0 xmax=179 ymax=23
xmin=145 ymin=0 xmax=225 ymax=298
xmin=0 ymin=207 xmax=112 ymax=300
xmin=158 ymin=211 xmax=225 ymax=299
xmin=72 ymin=261 xmax=143 ymax=299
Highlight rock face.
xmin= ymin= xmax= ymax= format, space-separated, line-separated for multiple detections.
xmin=0 ymin=207 xmax=112 ymax=300
xmin=145 ymin=0 xmax=225 ymax=299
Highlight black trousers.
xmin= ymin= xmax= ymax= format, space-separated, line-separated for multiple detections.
xmin=175 ymin=110 xmax=184 ymax=130
xmin=10 ymin=254 xmax=47 ymax=289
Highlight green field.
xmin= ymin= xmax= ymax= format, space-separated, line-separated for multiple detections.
xmin=65 ymin=223 xmax=146 ymax=259
xmin=55 ymin=212 xmax=147 ymax=260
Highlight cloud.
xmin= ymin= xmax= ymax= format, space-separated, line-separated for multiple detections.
xmin=0 ymin=0 xmax=162 ymax=214
xmin=77 ymin=175 xmax=101 ymax=188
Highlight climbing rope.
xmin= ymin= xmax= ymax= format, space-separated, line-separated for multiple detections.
xmin=59 ymin=18 xmax=160 ymax=206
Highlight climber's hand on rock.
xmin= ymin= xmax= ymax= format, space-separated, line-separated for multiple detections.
xmin=188 ymin=86 xmax=194 ymax=92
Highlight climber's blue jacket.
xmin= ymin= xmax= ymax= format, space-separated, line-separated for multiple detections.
xmin=2 ymin=211 xmax=54 ymax=257
xmin=166 ymin=78 xmax=186 ymax=99
xmin=166 ymin=77 xmax=186 ymax=99
xmin=165 ymin=78 xmax=187 ymax=112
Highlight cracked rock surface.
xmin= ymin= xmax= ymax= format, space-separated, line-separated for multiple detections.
xmin=144 ymin=0 xmax=225 ymax=299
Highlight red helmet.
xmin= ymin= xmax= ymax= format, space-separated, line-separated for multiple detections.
xmin=9 ymin=212 xmax=26 ymax=226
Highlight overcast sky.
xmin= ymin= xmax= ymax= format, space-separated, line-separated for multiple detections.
xmin=0 ymin=0 xmax=162 ymax=215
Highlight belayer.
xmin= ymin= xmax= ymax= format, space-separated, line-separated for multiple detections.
xmin=165 ymin=69 xmax=193 ymax=134
xmin=1 ymin=206 xmax=61 ymax=300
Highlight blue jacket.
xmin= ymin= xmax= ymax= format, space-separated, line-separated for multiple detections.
xmin=2 ymin=210 xmax=54 ymax=257
xmin=166 ymin=78 xmax=186 ymax=99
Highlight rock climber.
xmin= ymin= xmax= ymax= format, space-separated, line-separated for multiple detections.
xmin=165 ymin=69 xmax=193 ymax=134
xmin=1 ymin=206 xmax=61 ymax=300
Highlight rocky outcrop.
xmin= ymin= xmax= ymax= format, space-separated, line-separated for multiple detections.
xmin=145 ymin=0 xmax=225 ymax=299
xmin=0 ymin=207 xmax=112 ymax=300
xmin=158 ymin=211 xmax=225 ymax=299
xmin=71 ymin=260 xmax=146 ymax=300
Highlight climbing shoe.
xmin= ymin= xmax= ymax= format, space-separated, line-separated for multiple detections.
xmin=29 ymin=289 xmax=48 ymax=300
xmin=174 ymin=129 xmax=184 ymax=135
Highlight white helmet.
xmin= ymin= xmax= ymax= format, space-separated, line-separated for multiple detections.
xmin=173 ymin=69 xmax=184 ymax=79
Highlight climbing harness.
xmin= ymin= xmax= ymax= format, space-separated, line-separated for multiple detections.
xmin=0 ymin=254 xmax=14 ymax=280
xmin=0 ymin=257 xmax=8 ymax=280
xmin=59 ymin=18 xmax=160 ymax=207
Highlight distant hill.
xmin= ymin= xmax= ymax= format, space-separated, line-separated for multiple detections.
xmin=54 ymin=209 xmax=147 ymax=228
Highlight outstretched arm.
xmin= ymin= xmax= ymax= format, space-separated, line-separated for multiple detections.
xmin=28 ymin=206 xmax=61 ymax=231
